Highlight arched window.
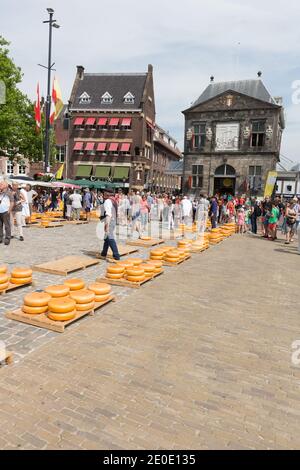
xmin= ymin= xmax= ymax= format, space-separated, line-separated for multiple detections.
xmin=215 ymin=164 xmax=236 ymax=176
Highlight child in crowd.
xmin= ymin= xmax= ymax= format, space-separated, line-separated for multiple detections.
xmin=237 ymin=207 xmax=245 ymax=234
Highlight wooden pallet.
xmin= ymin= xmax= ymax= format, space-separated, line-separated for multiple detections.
xmin=162 ymin=255 xmax=191 ymax=267
xmin=6 ymin=296 xmax=116 ymax=333
xmin=126 ymin=238 xmax=165 ymax=248
xmin=32 ymin=255 xmax=100 ymax=276
xmin=190 ymin=246 xmax=209 ymax=253
xmin=31 ymin=223 xmax=64 ymax=229
xmin=66 ymin=220 xmax=88 ymax=225
xmin=96 ymin=271 xmax=163 ymax=289
xmin=83 ymin=244 xmax=139 ymax=261
xmin=0 ymin=281 xmax=33 ymax=296
xmin=0 ymin=351 xmax=13 ymax=366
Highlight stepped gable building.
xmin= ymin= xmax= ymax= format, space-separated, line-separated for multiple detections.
xmin=68 ymin=64 xmax=157 ymax=189
xmin=182 ymin=75 xmax=285 ymax=197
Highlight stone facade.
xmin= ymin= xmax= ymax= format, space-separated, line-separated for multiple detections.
xmin=182 ymin=79 xmax=285 ymax=197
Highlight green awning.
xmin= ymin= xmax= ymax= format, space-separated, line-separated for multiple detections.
xmin=112 ymin=167 xmax=130 ymax=180
xmin=75 ymin=165 xmax=92 ymax=178
xmin=95 ymin=166 xmax=111 ymax=178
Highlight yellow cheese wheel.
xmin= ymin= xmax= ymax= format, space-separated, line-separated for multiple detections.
xmin=150 ymin=249 xmax=165 ymax=256
xmin=166 ymin=251 xmax=181 ymax=258
xmin=0 ymin=273 xmax=10 ymax=284
xmin=70 ymin=290 xmax=95 ymax=304
xmin=140 ymin=263 xmax=155 ymax=273
xmin=150 ymin=255 xmax=164 ymax=260
xmin=148 ymin=260 xmax=163 ymax=268
xmin=107 ymin=265 xmax=125 ymax=275
xmin=64 ymin=278 xmax=85 ymax=291
xmin=155 ymin=268 xmax=163 ymax=274
xmin=48 ymin=298 xmax=76 ymax=313
xmin=10 ymin=276 xmax=32 ymax=285
xmin=106 ymin=273 xmax=124 ymax=280
xmin=125 ymin=258 xmax=143 ymax=266
xmin=0 ymin=265 xmax=7 ymax=274
xmin=127 ymin=275 xmax=146 ymax=283
xmin=117 ymin=261 xmax=134 ymax=269
xmin=165 ymin=257 xmax=180 ymax=263
xmin=22 ymin=305 xmax=48 ymax=315
xmin=88 ymin=283 xmax=111 ymax=295
xmin=48 ymin=310 xmax=76 ymax=322
xmin=95 ymin=293 xmax=110 ymax=303
xmin=45 ymin=285 xmax=70 ymax=298
xmin=141 ymin=236 xmax=151 ymax=241
xmin=24 ymin=292 xmax=52 ymax=307
xmin=75 ymin=301 xmax=95 ymax=312
xmin=11 ymin=268 xmax=32 ymax=278
xmin=126 ymin=267 xmax=145 ymax=277
xmin=0 ymin=282 xmax=9 ymax=291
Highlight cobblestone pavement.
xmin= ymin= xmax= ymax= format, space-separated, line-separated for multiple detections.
xmin=0 ymin=222 xmax=300 ymax=449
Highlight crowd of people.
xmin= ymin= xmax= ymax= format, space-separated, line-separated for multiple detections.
xmin=0 ymin=179 xmax=299 ymax=253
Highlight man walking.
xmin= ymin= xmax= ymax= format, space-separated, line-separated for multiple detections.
xmin=100 ymin=189 xmax=120 ymax=261
xmin=0 ymin=181 xmax=13 ymax=245
xmin=69 ymin=190 xmax=82 ymax=221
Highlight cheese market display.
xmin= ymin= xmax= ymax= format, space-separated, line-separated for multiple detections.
xmin=10 ymin=268 xmax=33 ymax=285
xmin=48 ymin=298 xmax=77 ymax=321
xmin=88 ymin=283 xmax=112 ymax=302
xmin=22 ymin=292 xmax=51 ymax=315
xmin=64 ymin=278 xmax=85 ymax=291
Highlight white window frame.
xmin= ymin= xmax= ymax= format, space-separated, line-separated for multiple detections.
xmin=123 ymin=92 xmax=135 ymax=104
xmin=79 ymin=92 xmax=91 ymax=104
xmin=101 ymin=92 xmax=113 ymax=104
xmin=6 ymin=160 xmax=14 ymax=175
xmin=18 ymin=162 xmax=26 ymax=175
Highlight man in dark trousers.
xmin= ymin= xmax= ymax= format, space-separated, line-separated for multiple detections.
xmin=100 ymin=189 xmax=120 ymax=261
xmin=0 ymin=180 xmax=13 ymax=245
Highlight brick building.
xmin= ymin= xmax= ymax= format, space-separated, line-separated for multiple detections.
xmin=152 ymin=125 xmax=182 ymax=192
xmin=182 ymin=76 xmax=285 ymax=197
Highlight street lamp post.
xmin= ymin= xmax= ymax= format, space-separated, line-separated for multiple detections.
xmin=42 ymin=8 xmax=60 ymax=173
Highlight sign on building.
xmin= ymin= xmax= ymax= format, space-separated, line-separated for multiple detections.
xmin=215 ymin=123 xmax=240 ymax=151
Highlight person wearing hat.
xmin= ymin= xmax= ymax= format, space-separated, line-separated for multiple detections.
xmin=100 ymin=189 xmax=120 ymax=260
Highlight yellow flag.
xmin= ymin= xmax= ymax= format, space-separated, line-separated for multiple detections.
xmin=52 ymin=76 xmax=64 ymax=120
xmin=264 ymin=171 xmax=277 ymax=198
xmin=55 ymin=164 xmax=64 ymax=180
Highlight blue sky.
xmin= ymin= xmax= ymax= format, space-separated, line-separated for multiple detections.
xmin=2 ymin=0 xmax=300 ymax=164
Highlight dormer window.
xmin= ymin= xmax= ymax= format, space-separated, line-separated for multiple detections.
xmin=123 ymin=92 xmax=135 ymax=104
xmin=79 ymin=92 xmax=91 ymax=104
xmin=101 ymin=92 xmax=113 ymax=104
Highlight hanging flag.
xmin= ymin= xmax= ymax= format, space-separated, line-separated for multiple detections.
xmin=34 ymin=83 xmax=41 ymax=132
xmin=50 ymin=76 xmax=64 ymax=125
xmin=55 ymin=163 xmax=64 ymax=180
xmin=264 ymin=171 xmax=278 ymax=198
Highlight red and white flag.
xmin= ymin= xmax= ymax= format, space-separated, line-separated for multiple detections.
xmin=34 ymin=83 xmax=41 ymax=132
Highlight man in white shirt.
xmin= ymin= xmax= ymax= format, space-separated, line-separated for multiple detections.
xmin=26 ymin=184 xmax=37 ymax=215
xmin=69 ymin=190 xmax=82 ymax=220
xmin=181 ymin=196 xmax=192 ymax=225
xmin=0 ymin=181 xmax=13 ymax=245
xmin=100 ymin=190 xmax=120 ymax=260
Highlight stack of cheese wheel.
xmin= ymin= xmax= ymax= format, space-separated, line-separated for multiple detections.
xmin=64 ymin=278 xmax=85 ymax=291
xmin=139 ymin=263 xmax=156 ymax=278
xmin=192 ymin=236 xmax=209 ymax=250
xmin=106 ymin=264 xmax=125 ymax=280
xmin=125 ymin=258 xmax=143 ymax=266
xmin=125 ymin=266 xmax=146 ymax=283
xmin=88 ymin=283 xmax=111 ymax=303
xmin=220 ymin=225 xmax=231 ymax=238
xmin=117 ymin=260 xmax=135 ymax=270
xmin=178 ymin=239 xmax=192 ymax=250
xmin=41 ymin=215 xmax=50 ymax=227
xmin=70 ymin=289 xmax=95 ymax=312
xmin=48 ymin=297 xmax=77 ymax=321
xmin=148 ymin=260 xmax=163 ymax=274
xmin=0 ymin=266 xmax=9 ymax=292
xmin=150 ymin=249 xmax=165 ymax=261
xmin=30 ymin=213 xmax=37 ymax=223
xmin=10 ymin=267 xmax=32 ymax=285
xmin=164 ymin=250 xmax=181 ymax=264
xmin=140 ymin=236 xmax=151 ymax=241
xmin=22 ymin=292 xmax=51 ymax=315
xmin=209 ymin=228 xmax=222 ymax=245
xmin=192 ymin=222 xmax=198 ymax=233
xmin=45 ymin=284 xmax=70 ymax=299
xmin=174 ymin=248 xmax=187 ymax=260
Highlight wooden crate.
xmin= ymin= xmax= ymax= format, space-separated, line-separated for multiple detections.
xmin=0 ymin=351 xmax=13 ymax=366
xmin=162 ymin=255 xmax=191 ymax=267
xmin=0 ymin=281 xmax=33 ymax=296
xmin=126 ymin=238 xmax=165 ymax=248
xmin=32 ymin=255 xmax=100 ymax=276
xmin=96 ymin=271 xmax=163 ymax=289
xmin=6 ymin=296 xmax=116 ymax=333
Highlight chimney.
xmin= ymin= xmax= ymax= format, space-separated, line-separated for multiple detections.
xmin=210 ymin=76 xmax=214 ymax=83
xmin=148 ymin=64 xmax=153 ymax=74
xmin=77 ymin=65 xmax=85 ymax=80
xmin=257 ymin=71 xmax=262 ymax=78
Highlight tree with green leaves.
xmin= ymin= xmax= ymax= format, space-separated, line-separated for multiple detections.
xmin=0 ymin=36 xmax=55 ymax=164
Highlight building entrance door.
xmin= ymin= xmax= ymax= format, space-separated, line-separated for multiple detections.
xmin=213 ymin=164 xmax=236 ymax=195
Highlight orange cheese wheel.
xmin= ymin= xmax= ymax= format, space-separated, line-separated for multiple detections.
xmin=45 ymin=285 xmax=70 ymax=298
xmin=165 ymin=257 xmax=180 ymax=263
xmin=75 ymin=301 xmax=95 ymax=312
xmin=22 ymin=305 xmax=48 ymax=315
xmin=64 ymin=278 xmax=85 ymax=291
xmin=10 ymin=276 xmax=32 ymax=285
xmin=0 ymin=265 xmax=7 ymax=274
xmin=126 ymin=267 xmax=145 ymax=277
xmin=107 ymin=265 xmax=125 ymax=275
xmin=127 ymin=275 xmax=146 ymax=283
xmin=125 ymin=258 xmax=143 ymax=266
xmin=48 ymin=298 xmax=76 ymax=313
xmin=148 ymin=260 xmax=163 ymax=268
xmin=117 ymin=261 xmax=134 ymax=269
xmin=70 ymin=290 xmax=95 ymax=304
xmin=0 ymin=273 xmax=10 ymax=284
xmin=141 ymin=236 xmax=151 ymax=241
xmin=94 ymin=293 xmax=110 ymax=303
xmin=150 ymin=249 xmax=165 ymax=256
xmin=166 ymin=250 xmax=181 ymax=258
xmin=150 ymin=255 xmax=164 ymax=260
xmin=88 ymin=283 xmax=111 ymax=295
xmin=0 ymin=282 xmax=9 ymax=291
xmin=155 ymin=268 xmax=163 ymax=274
xmin=24 ymin=292 xmax=52 ymax=307
xmin=140 ymin=263 xmax=155 ymax=273
xmin=48 ymin=310 xmax=76 ymax=322
xmin=106 ymin=272 xmax=123 ymax=279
